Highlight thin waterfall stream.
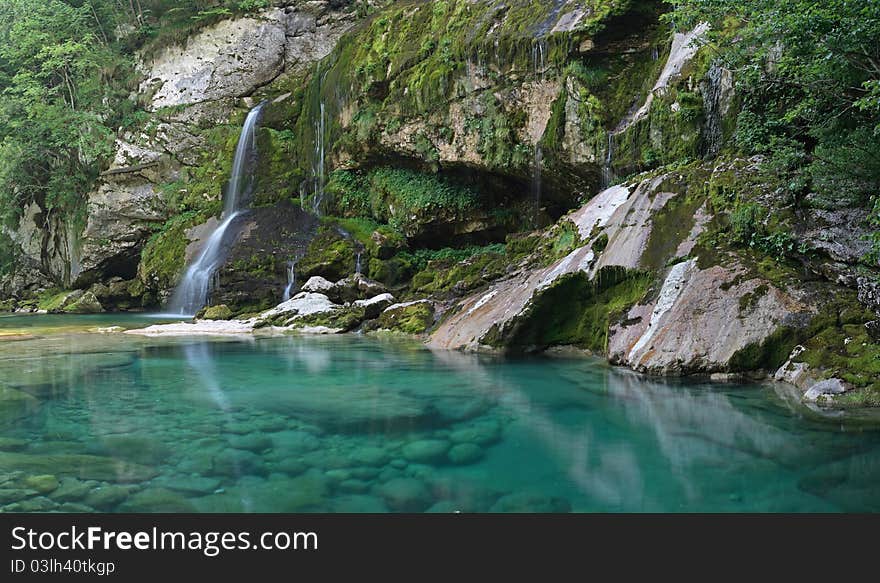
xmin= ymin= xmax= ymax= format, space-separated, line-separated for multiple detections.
xmin=167 ymin=103 xmax=266 ymax=315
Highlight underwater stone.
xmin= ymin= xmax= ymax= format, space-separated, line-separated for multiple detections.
xmin=48 ymin=478 xmax=92 ymax=503
xmin=0 ymin=437 xmax=28 ymax=452
xmin=0 ymin=452 xmax=157 ymax=483
xmin=448 ymin=443 xmax=484 ymax=465
xmin=16 ymin=496 xmax=57 ymax=512
xmin=93 ymin=435 xmax=172 ymax=466
xmin=118 ymin=488 xmax=196 ymax=513
xmin=325 ymin=469 xmax=352 ymax=483
xmin=348 ymin=467 xmax=381 ymax=481
xmin=275 ymin=458 xmax=308 ymax=477
xmin=84 ymin=485 xmax=134 ymax=510
xmin=402 ymin=439 xmax=451 ymax=464
xmin=331 ymin=495 xmax=389 ymax=513
xmin=449 ymin=419 xmax=502 ymax=446
xmin=59 ymin=502 xmax=94 ymax=513
xmin=377 ymin=477 xmax=431 ymax=512
xmin=0 ymin=386 xmax=40 ymax=423
xmin=0 ymin=488 xmax=37 ymax=504
xmin=150 ymin=475 xmax=222 ymax=496
xmin=490 ymin=492 xmax=571 ymax=513
xmin=23 ymin=474 xmax=59 ymax=494
xmin=425 ymin=500 xmax=461 ymax=513
xmin=350 ymin=446 xmax=390 ymax=467
xmin=227 ymin=434 xmax=273 ymax=453
xmin=210 ymin=449 xmax=267 ymax=477
xmin=338 ymin=479 xmax=371 ymax=494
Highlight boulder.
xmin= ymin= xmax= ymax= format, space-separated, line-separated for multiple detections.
xmin=202 ymin=304 xmax=233 ymax=320
xmin=354 ymin=293 xmax=395 ymax=319
xmin=803 ymin=379 xmax=851 ymax=403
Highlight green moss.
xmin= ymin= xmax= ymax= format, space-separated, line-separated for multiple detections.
xmin=139 ymin=211 xmax=203 ymax=291
xmin=738 ymin=284 xmax=769 ymax=314
xmin=37 ymin=289 xmax=72 ymax=312
xmin=326 ymin=167 xmax=482 ymax=237
xmin=376 ymin=301 xmax=435 ymax=335
xmin=641 ymin=187 xmax=706 ymax=270
xmin=292 ymin=306 xmax=366 ymax=332
xmin=203 ymin=305 xmax=233 ymax=320
xmin=409 ymin=247 xmax=508 ymax=296
xmin=489 ymin=266 xmax=652 ymax=352
xmin=728 ymin=326 xmax=800 ymax=372
xmin=297 ymin=226 xmax=356 ymax=282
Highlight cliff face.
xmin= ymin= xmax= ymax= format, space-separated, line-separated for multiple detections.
xmin=2 ymin=1 xmax=879 ymax=405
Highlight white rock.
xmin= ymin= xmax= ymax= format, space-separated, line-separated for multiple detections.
xmin=803 ymin=379 xmax=850 ymax=402
xmin=301 ymin=276 xmax=335 ymax=294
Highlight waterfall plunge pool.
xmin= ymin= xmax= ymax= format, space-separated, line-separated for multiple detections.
xmin=1 ymin=314 xmax=879 ymax=512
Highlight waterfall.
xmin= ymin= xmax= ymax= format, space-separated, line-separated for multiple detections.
xmin=303 ymin=67 xmax=330 ymax=216
xmin=531 ymin=38 xmax=547 ymax=228
xmin=601 ymin=132 xmax=615 ymax=189
xmin=282 ymin=260 xmax=297 ymax=302
xmin=167 ymin=103 xmax=265 ymax=316
xmin=355 ymin=252 xmax=362 ymax=275
xmin=312 ymin=100 xmax=326 ymax=214
xmin=531 ymin=145 xmax=543 ymax=227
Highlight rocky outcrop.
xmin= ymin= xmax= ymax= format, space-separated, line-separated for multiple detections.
xmin=608 ymin=258 xmax=812 ymax=375
xmin=430 ymin=168 xmax=818 ymax=376
xmin=140 ymin=5 xmax=355 ymax=111
xmin=62 ymin=3 xmax=360 ymax=296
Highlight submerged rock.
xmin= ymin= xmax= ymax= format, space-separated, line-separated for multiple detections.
xmin=377 ymin=477 xmax=431 ymax=512
xmin=23 ymin=475 xmax=59 ymax=494
xmin=447 ymin=443 xmax=484 ymax=465
xmin=402 ymin=439 xmax=450 ymax=464
xmin=118 ymin=488 xmax=196 ymax=513
xmin=0 ymin=452 xmax=157 ymax=483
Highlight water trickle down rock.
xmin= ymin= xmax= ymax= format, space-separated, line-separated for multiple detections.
xmin=167 ymin=103 xmax=266 ymax=315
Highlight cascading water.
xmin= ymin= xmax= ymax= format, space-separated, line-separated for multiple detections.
xmin=303 ymin=67 xmax=330 ymax=216
xmin=531 ymin=145 xmax=543 ymax=228
xmin=531 ymin=38 xmax=547 ymax=228
xmin=281 ymin=260 xmax=297 ymax=302
xmin=167 ymin=103 xmax=265 ymax=315
xmin=312 ymin=100 xmax=326 ymax=213
xmin=355 ymin=252 xmax=362 ymax=275
xmin=601 ymin=132 xmax=615 ymax=190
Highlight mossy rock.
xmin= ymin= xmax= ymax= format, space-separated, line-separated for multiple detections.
xmin=298 ymin=227 xmax=356 ymax=282
xmin=62 ymin=291 xmax=103 ymax=314
xmin=376 ymin=302 xmax=435 ymax=335
xmin=291 ymin=306 xmax=366 ymax=332
xmin=202 ymin=305 xmax=233 ymax=320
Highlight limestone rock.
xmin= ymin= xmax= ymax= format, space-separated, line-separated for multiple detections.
xmin=804 ymin=379 xmax=851 ymax=402
xmin=354 ymin=293 xmax=395 ymax=319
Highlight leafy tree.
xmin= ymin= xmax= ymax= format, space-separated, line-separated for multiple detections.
xmin=666 ymin=0 xmax=880 ymax=210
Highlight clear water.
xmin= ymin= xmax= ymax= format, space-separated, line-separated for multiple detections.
xmin=2 ymin=315 xmax=880 ymax=513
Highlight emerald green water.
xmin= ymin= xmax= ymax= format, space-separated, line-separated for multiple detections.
xmin=1 ymin=314 xmax=879 ymax=512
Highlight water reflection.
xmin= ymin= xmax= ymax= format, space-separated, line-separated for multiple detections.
xmin=1 ymin=328 xmax=879 ymax=512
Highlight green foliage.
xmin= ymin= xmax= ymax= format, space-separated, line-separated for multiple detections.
xmin=491 ymin=266 xmax=652 ymax=352
xmin=326 ymin=167 xmax=482 ymax=236
xmin=400 ymin=244 xmax=506 ymax=272
xmin=138 ymin=211 xmax=201 ymax=290
xmin=0 ymin=0 xmax=124 ymax=227
xmin=376 ymin=302 xmax=434 ymax=335
xmin=667 ymin=0 xmax=880 ymax=242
